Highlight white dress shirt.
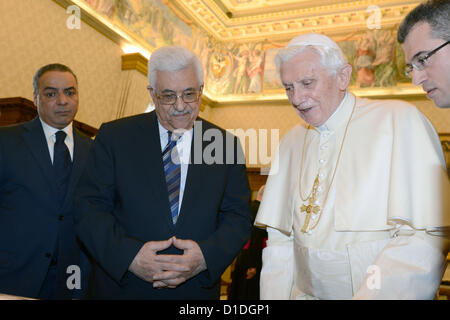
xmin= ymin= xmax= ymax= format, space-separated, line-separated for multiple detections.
xmin=39 ymin=119 xmax=74 ymax=163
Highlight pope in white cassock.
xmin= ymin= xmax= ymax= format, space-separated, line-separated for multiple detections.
xmin=255 ymin=33 xmax=450 ymax=300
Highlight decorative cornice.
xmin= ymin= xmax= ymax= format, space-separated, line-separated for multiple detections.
xmin=171 ymin=0 xmax=421 ymax=42
xmin=121 ymin=53 xmax=148 ymax=76
xmin=53 ymin=0 xmax=153 ymax=55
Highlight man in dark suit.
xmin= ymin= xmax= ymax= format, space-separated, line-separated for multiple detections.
xmin=74 ymin=45 xmax=252 ymax=299
xmin=0 ymin=63 xmax=92 ymax=299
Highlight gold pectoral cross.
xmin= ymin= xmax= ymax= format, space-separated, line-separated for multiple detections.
xmin=300 ymin=175 xmax=321 ymax=233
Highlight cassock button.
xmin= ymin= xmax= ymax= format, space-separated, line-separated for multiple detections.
xmin=58 ymin=215 xmax=64 ymax=221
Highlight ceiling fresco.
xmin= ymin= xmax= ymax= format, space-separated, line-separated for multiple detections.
xmin=170 ymin=0 xmax=422 ymax=41
xmin=56 ymin=0 xmax=424 ymax=102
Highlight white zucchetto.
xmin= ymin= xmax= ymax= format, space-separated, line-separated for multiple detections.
xmin=287 ymin=33 xmax=341 ymax=51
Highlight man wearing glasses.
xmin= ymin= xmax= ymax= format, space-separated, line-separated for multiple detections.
xmin=73 ymin=46 xmax=252 ymax=299
xmin=398 ymin=0 xmax=450 ymax=108
xmin=254 ymin=32 xmax=449 ymax=300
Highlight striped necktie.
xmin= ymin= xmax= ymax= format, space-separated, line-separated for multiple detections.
xmin=163 ymin=131 xmax=181 ymax=224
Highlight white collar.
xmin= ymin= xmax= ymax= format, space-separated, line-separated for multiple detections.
xmin=315 ymin=90 xmax=354 ymax=133
xmin=39 ymin=118 xmax=73 ymax=142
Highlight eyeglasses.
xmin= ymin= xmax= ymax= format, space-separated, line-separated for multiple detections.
xmin=155 ymin=87 xmax=203 ymax=105
xmin=404 ymin=40 xmax=449 ymax=78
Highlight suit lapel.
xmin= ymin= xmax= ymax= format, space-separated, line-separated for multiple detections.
xmin=63 ymin=129 xmax=90 ymax=209
xmin=22 ymin=117 xmax=58 ymax=200
xmin=136 ymin=112 xmax=176 ymax=229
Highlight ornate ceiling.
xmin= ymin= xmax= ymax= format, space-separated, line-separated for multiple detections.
xmin=167 ymin=0 xmax=422 ymax=42
xmin=54 ymin=0 xmax=426 ymax=103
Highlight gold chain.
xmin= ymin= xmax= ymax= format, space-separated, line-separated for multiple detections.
xmin=298 ymin=98 xmax=357 ymax=233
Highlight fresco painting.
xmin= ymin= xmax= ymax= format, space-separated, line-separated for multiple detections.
xmin=82 ymin=0 xmax=410 ymax=97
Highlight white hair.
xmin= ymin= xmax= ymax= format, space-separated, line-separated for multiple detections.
xmin=147 ymin=45 xmax=204 ymax=89
xmin=275 ymin=43 xmax=348 ymax=76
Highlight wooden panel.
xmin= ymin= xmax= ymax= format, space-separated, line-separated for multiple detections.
xmin=246 ymin=167 xmax=268 ymax=191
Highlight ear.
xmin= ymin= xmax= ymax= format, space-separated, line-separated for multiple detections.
xmin=33 ymin=93 xmax=39 ymax=108
xmin=336 ymin=63 xmax=352 ymax=91
xmin=148 ymin=86 xmax=157 ymax=104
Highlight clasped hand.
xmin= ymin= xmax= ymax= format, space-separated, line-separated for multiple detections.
xmin=129 ymin=236 xmax=207 ymax=289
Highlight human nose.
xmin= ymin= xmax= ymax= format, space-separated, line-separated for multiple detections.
xmin=173 ymin=94 xmax=185 ymax=111
xmin=411 ymin=68 xmax=427 ymax=86
xmin=290 ymin=86 xmax=307 ymax=106
xmin=56 ymin=91 xmax=68 ymax=105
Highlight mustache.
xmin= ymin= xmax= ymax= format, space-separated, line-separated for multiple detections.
xmin=170 ymin=109 xmax=192 ymax=116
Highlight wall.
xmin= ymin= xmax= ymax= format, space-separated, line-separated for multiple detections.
xmin=403 ymin=97 xmax=450 ymax=134
xmin=0 ymin=0 xmax=150 ymax=129
xmin=209 ymin=103 xmax=301 ymax=168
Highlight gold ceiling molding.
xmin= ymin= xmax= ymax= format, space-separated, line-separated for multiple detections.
xmin=218 ymin=0 xmax=355 ymax=18
xmin=204 ymin=86 xmax=425 ymax=107
xmin=121 ymin=53 xmax=148 ymax=76
xmin=53 ymin=0 xmax=153 ymax=57
xmin=170 ymin=0 xmax=421 ymax=42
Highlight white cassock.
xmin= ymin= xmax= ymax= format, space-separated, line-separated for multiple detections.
xmin=255 ymin=91 xmax=450 ymax=300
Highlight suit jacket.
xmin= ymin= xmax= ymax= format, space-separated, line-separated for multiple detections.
xmin=0 ymin=117 xmax=92 ymax=299
xmin=73 ymin=111 xmax=252 ymax=299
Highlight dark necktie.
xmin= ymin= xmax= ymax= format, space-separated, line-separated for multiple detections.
xmin=163 ymin=132 xmax=181 ymax=225
xmin=53 ymin=130 xmax=72 ymax=205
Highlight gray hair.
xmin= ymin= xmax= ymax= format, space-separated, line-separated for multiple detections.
xmin=147 ymin=45 xmax=204 ymax=89
xmin=275 ymin=44 xmax=347 ymax=76
xmin=398 ymin=0 xmax=450 ymax=43
xmin=33 ymin=63 xmax=78 ymax=95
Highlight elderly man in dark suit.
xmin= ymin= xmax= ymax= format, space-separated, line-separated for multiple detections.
xmin=0 ymin=63 xmax=92 ymax=299
xmin=74 ymin=45 xmax=252 ymax=299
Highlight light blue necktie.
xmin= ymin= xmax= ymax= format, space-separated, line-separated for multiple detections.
xmin=163 ymin=131 xmax=181 ymax=224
